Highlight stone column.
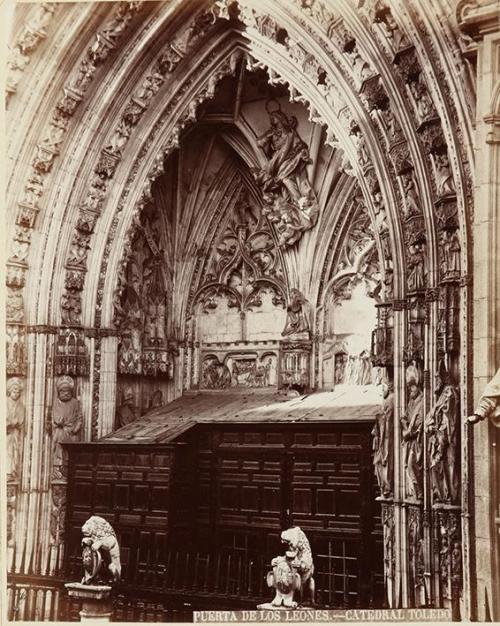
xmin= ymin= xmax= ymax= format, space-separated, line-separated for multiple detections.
xmin=458 ymin=2 xmax=500 ymax=620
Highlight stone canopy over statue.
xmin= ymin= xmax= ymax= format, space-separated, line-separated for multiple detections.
xmin=254 ymin=100 xmax=319 ymax=247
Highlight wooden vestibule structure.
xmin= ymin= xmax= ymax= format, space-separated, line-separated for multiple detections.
xmin=65 ymin=389 xmax=384 ymax=609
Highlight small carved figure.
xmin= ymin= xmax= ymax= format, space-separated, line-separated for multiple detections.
xmin=468 ymin=368 xmax=500 ymax=426
xmin=7 ymin=378 xmax=25 ymax=481
xmin=407 ymin=242 xmax=426 ymax=291
xmin=81 ymin=515 xmax=121 ymax=584
xmin=282 ymin=289 xmax=311 ymax=336
xmin=425 ymin=367 xmax=460 ymax=503
xmin=433 ymin=151 xmax=455 ymax=197
xmin=116 ymin=387 xmax=137 ymax=428
xmin=401 ymin=379 xmax=424 ymax=500
xmin=372 ymin=381 xmax=394 ymax=497
xmin=50 ymin=376 xmax=83 ymax=479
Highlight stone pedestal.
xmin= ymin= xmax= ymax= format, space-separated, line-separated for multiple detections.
xmin=65 ymin=583 xmax=112 ymax=622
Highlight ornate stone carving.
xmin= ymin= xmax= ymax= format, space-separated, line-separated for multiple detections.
xmin=6 ymin=263 xmax=27 ymax=289
xmin=436 ymin=508 xmax=461 ymax=601
xmin=401 ymin=371 xmax=424 ymax=500
xmin=372 ymin=2 xmax=409 ymax=52
xmin=9 ymin=226 xmax=32 ymax=264
xmin=253 ymin=100 xmax=319 ymax=246
xmin=81 ymin=516 xmax=121 ymax=584
xmin=67 ymin=231 xmax=92 ymax=268
xmin=50 ymin=483 xmax=67 ymax=544
xmin=372 ymin=381 xmax=394 ymax=497
xmin=49 ymin=376 xmax=83 ymax=480
xmin=432 ymin=150 xmax=456 ymax=197
xmin=382 ymin=503 xmax=395 ymax=593
xmin=6 ymin=3 xmax=57 ymax=100
xmin=406 ymin=241 xmax=426 ymax=292
xmin=407 ymin=505 xmax=426 ymax=605
xmin=282 ymin=289 xmax=312 ymax=337
xmin=6 ymin=287 xmax=25 ymax=323
xmin=7 ymin=484 xmax=17 ymax=546
xmin=6 ymin=324 xmax=27 ymax=376
xmin=408 ymin=78 xmax=437 ymax=125
xmin=61 ymin=291 xmax=82 ymax=325
xmin=7 ymin=378 xmax=25 ymax=482
xmin=425 ymin=366 xmax=460 ymax=504
xmin=54 ymin=328 xmax=90 ymax=377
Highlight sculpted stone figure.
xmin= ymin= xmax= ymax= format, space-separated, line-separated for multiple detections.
xmin=260 ymin=527 xmax=315 ymax=609
xmin=468 ymin=368 xmax=500 ymax=426
xmin=81 ymin=516 xmax=121 ymax=584
xmin=401 ymin=380 xmax=424 ymax=500
xmin=254 ymin=100 xmax=319 ymax=246
xmin=116 ymin=386 xmax=137 ymax=428
xmin=425 ymin=371 xmax=460 ymax=504
xmin=372 ymin=381 xmax=394 ymax=497
xmin=50 ymin=376 xmax=83 ymax=480
xmin=282 ymin=289 xmax=311 ymax=337
xmin=7 ymin=378 xmax=25 ymax=481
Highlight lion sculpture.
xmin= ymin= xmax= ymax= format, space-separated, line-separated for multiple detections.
xmin=259 ymin=526 xmax=315 ymax=609
xmin=81 ymin=515 xmax=121 ymax=584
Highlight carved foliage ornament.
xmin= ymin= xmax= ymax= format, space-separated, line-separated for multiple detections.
xmin=195 ymin=187 xmax=286 ymax=313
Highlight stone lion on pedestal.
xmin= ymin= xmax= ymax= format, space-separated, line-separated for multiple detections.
xmin=258 ymin=526 xmax=315 ymax=609
xmin=81 ymin=515 xmax=121 ymax=584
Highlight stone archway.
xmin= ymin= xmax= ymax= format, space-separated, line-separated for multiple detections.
xmin=6 ymin=0 xmax=484 ymax=619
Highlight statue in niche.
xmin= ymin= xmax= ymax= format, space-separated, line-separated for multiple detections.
xmin=468 ymin=368 xmax=500 ymax=426
xmin=400 ymin=171 xmax=420 ymax=217
xmin=401 ymin=374 xmax=424 ymax=500
xmin=50 ymin=376 xmax=83 ymax=480
xmin=439 ymin=230 xmax=461 ymax=279
xmin=254 ymin=100 xmax=319 ymax=247
xmin=408 ymin=80 xmax=435 ymax=123
xmin=425 ymin=366 xmax=460 ymax=504
xmin=433 ymin=151 xmax=455 ymax=197
xmin=7 ymin=378 xmax=25 ymax=481
xmin=116 ymin=386 xmax=137 ymax=428
xmin=282 ymin=289 xmax=311 ymax=337
xmin=407 ymin=242 xmax=426 ymax=291
xmin=372 ymin=380 xmax=394 ymax=498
